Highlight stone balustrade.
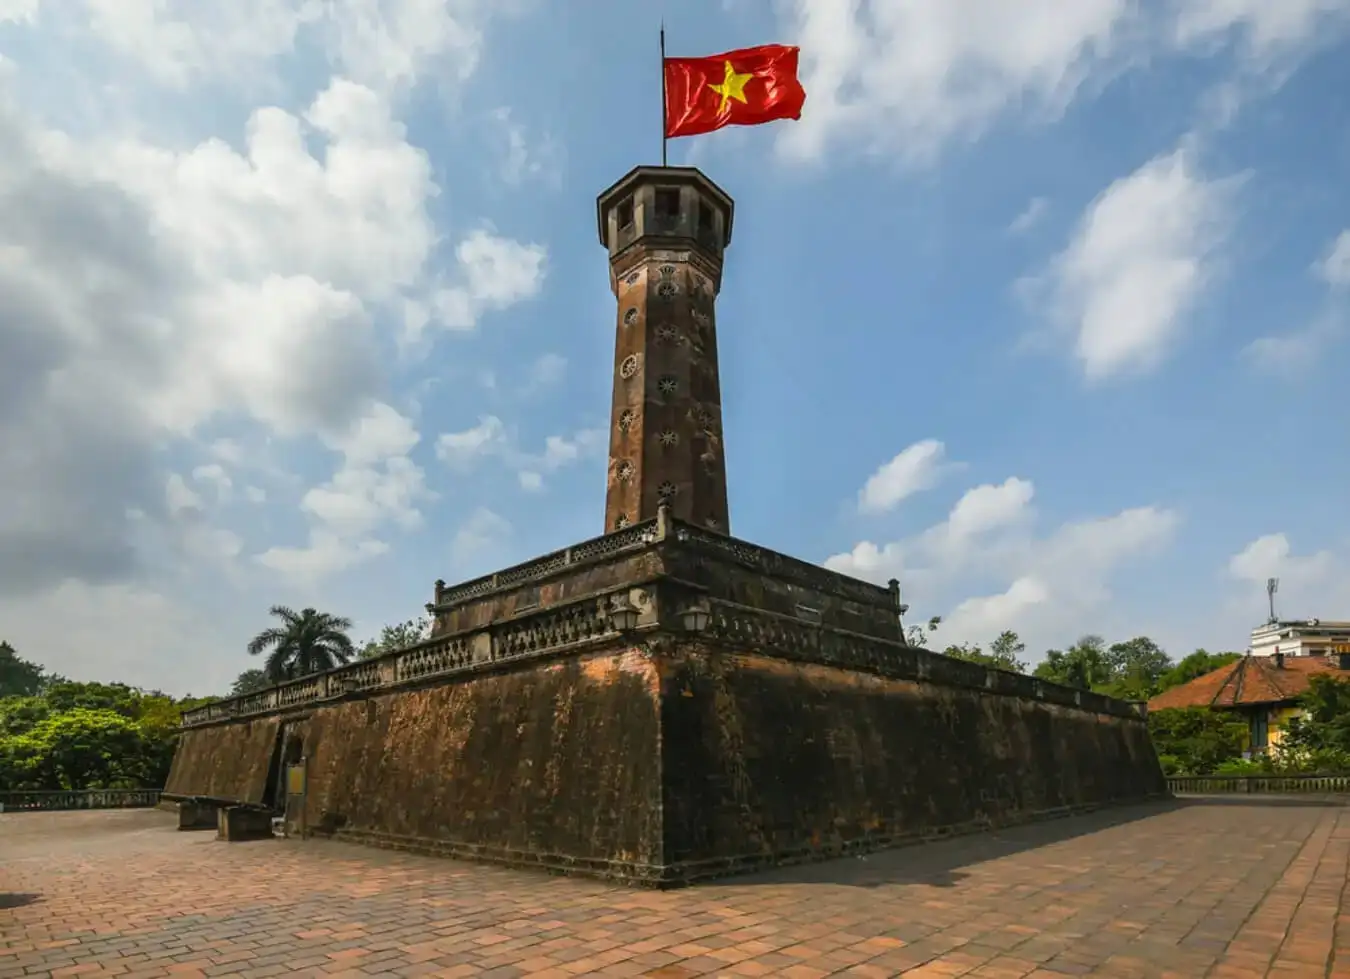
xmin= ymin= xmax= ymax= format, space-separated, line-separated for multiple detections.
xmin=0 ymin=789 xmax=162 ymax=812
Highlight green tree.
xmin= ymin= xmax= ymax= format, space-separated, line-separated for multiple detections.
xmin=230 ymin=669 xmax=272 ymax=696
xmin=42 ymin=681 xmax=143 ymax=718
xmin=1147 ymin=707 xmax=1247 ymax=775
xmin=942 ymin=631 xmax=1028 ymax=673
xmin=905 ymin=616 xmax=941 ymax=649
xmin=358 ymin=617 xmax=431 ymax=660
xmin=0 ymin=696 xmax=51 ymax=736
xmin=1102 ymin=636 xmax=1172 ymax=700
xmin=0 ymin=642 xmax=47 ymax=698
xmin=1282 ymin=675 xmax=1350 ymax=758
xmin=1156 ymin=649 xmax=1243 ymax=694
xmin=0 ymin=708 xmax=155 ymax=790
xmin=1034 ymin=635 xmax=1113 ymax=690
xmin=247 ymin=606 xmax=356 ymax=683
xmin=988 ymin=631 xmax=1028 ymax=673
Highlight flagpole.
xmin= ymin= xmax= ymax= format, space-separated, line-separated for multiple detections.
xmin=659 ymin=22 xmax=668 ymax=167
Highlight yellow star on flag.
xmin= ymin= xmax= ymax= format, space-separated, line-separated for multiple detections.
xmin=708 ymin=60 xmax=753 ymax=113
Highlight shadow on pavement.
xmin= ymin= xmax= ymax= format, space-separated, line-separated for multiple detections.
xmin=0 ymin=893 xmax=42 ymax=909
xmin=712 ymin=798 xmax=1182 ymax=889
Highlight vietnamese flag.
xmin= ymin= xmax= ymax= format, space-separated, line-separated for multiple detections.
xmin=664 ymin=44 xmax=806 ymax=140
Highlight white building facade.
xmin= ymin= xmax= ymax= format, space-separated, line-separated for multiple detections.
xmin=1250 ymin=619 xmax=1350 ymax=659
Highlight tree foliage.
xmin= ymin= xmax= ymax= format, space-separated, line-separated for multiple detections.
xmin=0 ymin=667 xmax=207 ymax=791
xmin=358 ymin=617 xmax=431 ymax=660
xmin=1033 ymin=635 xmax=1113 ymax=690
xmin=229 ymin=669 xmax=272 ymax=697
xmin=0 ymin=642 xmax=53 ymax=698
xmin=247 ymin=606 xmax=356 ymax=682
xmin=905 ymin=616 xmax=941 ymax=649
xmin=1147 ymin=707 xmax=1248 ymax=775
xmin=942 ymin=631 xmax=1028 ymax=673
xmin=1281 ymin=676 xmax=1350 ymax=760
xmin=1156 ymin=650 xmax=1243 ymax=694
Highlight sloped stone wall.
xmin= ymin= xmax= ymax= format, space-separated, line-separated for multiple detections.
xmin=166 ymin=639 xmax=1164 ymax=885
xmin=659 ymin=648 xmax=1167 ymax=882
xmin=167 ymin=647 xmax=664 ymax=878
xmin=165 ymin=716 xmax=280 ymax=805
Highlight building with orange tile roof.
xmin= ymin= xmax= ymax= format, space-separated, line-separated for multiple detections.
xmin=1148 ymin=651 xmax=1350 ymax=754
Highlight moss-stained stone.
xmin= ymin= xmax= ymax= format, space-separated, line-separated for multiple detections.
xmin=165 ymin=717 xmax=279 ymax=805
xmin=165 ymin=520 xmax=1165 ymax=886
xmin=658 ymin=647 xmax=1165 ymax=881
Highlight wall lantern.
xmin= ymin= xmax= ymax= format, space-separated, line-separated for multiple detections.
xmin=607 ymin=598 xmax=641 ymax=633
xmin=679 ymin=605 xmax=711 ymax=634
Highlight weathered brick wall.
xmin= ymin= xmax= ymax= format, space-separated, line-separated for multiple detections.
xmin=165 ymin=716 xmax=280 ymax=804
xmin=169 ymin=648 xmax=664 ymax=875
xmin=659 ymin=648 xmax=1166 ymax=879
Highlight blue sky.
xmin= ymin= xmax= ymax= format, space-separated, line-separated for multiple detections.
xmin=1 ymin=0 xmax=1347 ymax=695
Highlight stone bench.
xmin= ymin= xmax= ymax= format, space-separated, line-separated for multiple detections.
xmin=176 ymin=800 xmax=219 ymax=831
xmin=216 ymin=806 xmax=276 ymax=842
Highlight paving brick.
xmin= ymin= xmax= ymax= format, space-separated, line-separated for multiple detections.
xmin=3 ymin=801 xmax=1348 ymax=977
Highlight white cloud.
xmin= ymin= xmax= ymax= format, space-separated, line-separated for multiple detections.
xmin=525 ymin=352 xmax=567 ymax=391
xmin=0 ymin=0 xmax=38 ymax=23
xmin=774 ymin=0 xmax=1350 ymax=164
xmin=0 ymin=62 xmax=545 ymax=600
xmin=258 ymin=401 xmax=431 ymax=580
xmin=1229 ymin=532 xmax=1336 ymax=587
xmin=1243 ymin=309 xmax=1344 ymax=375
xmin=437 ymin=415 xmax=508 ymax=466
xmin=450 ymin=507 xmax=512 ymax=569
xmin=165 ymin=474 xmax=203 ymax=515
xmin=858 ymin=439 xmax=948 ymax=514
xmin=20 ymin=0 xmax=510 ymax=95
xmin=0 ymin=580 xmax=240 ymax=695
xmin=947 ymin=478 xmax=1035 ymax=539
xmin=777 ymin=0 xmax=1136 ymax=163
xmin=244 ymin=486 xmax=267 ymax=504
xmin=1244 ymin=230 xmax=1350 ymax=373
xmin=436 ymin=416 xmax=602 ymax=492
xmin=182 ymin=524 xmax=244 ymax=562
xmin=828 ymin=463 xmax=1179 ymax=656
xmin=413 ymin=230 xmax=547 ymax=337
xmin=1172 ymin=0 xmax=1350 ymax=59
xmin=210 ymin=439 xmax=245 ymax=465
xmin=256 ymin=531 xmax=390 ymax=582
xmin=1026 ymin=148 xmax=1239 ymax=380
xmin=1008 ymin=196 xmax=1049 ymax=235
xmin=1226 ymin=533 xmax=1347 ymax=622
xmin=191 ymin=463 xmax=233 ymax=501
xmin=944 ymin=577 xmax=1051 ymax=640
xmin=1316 ymin=230 xmax=1350 ymax=287
xmin=490 ymin=106 xmax=563 ymax=186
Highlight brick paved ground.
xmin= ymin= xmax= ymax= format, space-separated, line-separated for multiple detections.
xmin=2 ymin=798 xmax=1348 ymax=978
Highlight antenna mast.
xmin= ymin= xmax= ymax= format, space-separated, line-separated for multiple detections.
xmin=1266 ymin=577 xmax=1279 ymax=625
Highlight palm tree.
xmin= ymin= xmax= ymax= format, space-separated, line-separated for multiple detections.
xmin=246 ymin=606 xmax=356 ymax=683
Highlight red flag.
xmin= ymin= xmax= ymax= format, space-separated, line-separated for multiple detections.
xmin=664 ymin=44 xmax=806 ymax=140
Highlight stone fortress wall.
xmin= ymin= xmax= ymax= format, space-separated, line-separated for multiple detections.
xmin=166 ymin=514 xmax=1167 ymax=885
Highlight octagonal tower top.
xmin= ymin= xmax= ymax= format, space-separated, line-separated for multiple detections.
xmin=596 ymin=166 xmax=735 ymax=260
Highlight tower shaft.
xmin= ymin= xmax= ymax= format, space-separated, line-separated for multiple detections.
xmin=595 ymin=167 xmax=735 ymax=534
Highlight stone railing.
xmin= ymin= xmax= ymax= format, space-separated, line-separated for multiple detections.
xmin=1168 ymin=773 xmax=1350 ymax=795
xmin=703 ymin=598 xmax=1146 ymax=721
xmin=182 ymin=586 xmax=1147 ymax=729
xmin=429 ymin=514 xmax=897 ymax=613
xmin=433 ymin=518 xmax=661 ymax=608
xmin=669 ymin=523 xmax=896 ymax=609
xmin=182 ymin=595 xmax=617 ymax=728
xmin=0 ymin=788 xmax=162 ymax=812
